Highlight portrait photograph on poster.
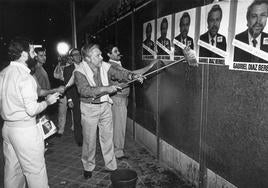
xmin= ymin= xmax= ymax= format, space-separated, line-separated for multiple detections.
xmin=142 ymin=20 xmax=156 ymax=60
xmin=231 ymin=0 xmax=268 ymax=73
xmin=173 ymin=8 xmax=196 ymax=61
xmin=156 ymin=15 xmax=172 ymax=60
xmin=198 ymin=1 xmax=230 ymax=65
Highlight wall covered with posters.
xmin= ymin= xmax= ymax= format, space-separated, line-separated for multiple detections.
xmin=92 ymin=0 xmax=268 ymax=187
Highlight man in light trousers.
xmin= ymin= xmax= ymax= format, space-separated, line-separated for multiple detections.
xmin=0 ymin=37 xmax=59 ymax=188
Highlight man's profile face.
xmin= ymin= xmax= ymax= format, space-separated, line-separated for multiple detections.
xmin=180 ymin=17 xmax=190 ymax=39
xmin=89 ymin=48 xmax=103 ymax=67
xmin=36 ymin=51 xmax=46 ymax=64
xmin=160 ymin=22 xmax=168 ymax=38
xmin=109 ymin=47 xmax=121 ymax=61
xmin=207 ymin=10 xmax=222 ymax=38
xmin=146 ymin=24 xmax=152 ymax=39
xmin=248 ymin=3 xmax=268 ymax=38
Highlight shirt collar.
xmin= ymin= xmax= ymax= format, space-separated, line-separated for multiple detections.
xmin=10 ymin=61 xmax=31 ymax=74
xmin=109 ymin=59 xmax=122 ymax=66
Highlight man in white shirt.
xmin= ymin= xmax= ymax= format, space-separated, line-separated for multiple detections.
xmin=0 ymin=37 xmax=59 ymax=188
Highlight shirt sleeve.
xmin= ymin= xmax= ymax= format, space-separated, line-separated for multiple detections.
xmin=19 ymin=75 xmax=47 ymax=117
xmin=108 ymin=65 xmax=132 ymax=82
xmin=74 ymin=71 xmax=104 ymax=98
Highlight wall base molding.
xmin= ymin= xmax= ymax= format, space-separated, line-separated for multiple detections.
xmin=126 ymin=118 xmax=237 ymax=188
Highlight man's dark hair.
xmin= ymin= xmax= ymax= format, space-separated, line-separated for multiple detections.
xmin=69 ymin=48 xmax=79 ymax=56
xmin=180 ymin=12 xmax=191 ymax=27
xmin=247 ymin=0 xmax=268 ymax=21
xmin=105 ymin=44 xmax=116 ymax=55
xmin=161 ymin=17 xmax=168 ymax=28
xmin=103 ymin=44 xmax=117 ymax=61
xmin=34 ymin=47 xmax=46 ymax=54
xmin=207 ymin=4 xmax=222 ymax=22
xmin=8 ymin=37 xmax=30 ymax=61
xmin=81 ymin=43 xmax=99 ymax=59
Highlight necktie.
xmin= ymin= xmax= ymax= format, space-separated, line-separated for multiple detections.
xmin=252 ymin=39 xmax=257 ymax=47
xmin=251 ymin=39 xmax=259 ymax=62
xmin=211 ymin=39 xmax=215 ymax=46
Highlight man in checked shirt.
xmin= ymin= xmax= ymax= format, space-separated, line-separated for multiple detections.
xmin=74 ymin=43 xmax=143 ymax=179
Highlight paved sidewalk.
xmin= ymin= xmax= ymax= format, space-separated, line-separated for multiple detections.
xmin=0 ymin=118 xmax=193 ymax=188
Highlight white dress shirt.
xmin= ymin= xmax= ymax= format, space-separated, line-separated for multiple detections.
xmin=0 ymin=61 xmax=47 ymax=124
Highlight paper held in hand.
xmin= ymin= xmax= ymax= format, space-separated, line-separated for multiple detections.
xmin=37 ymin=116 xmax=57 ymax=139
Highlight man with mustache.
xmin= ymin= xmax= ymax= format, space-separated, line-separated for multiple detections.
xmin=234 ymin=0 xmax=268 ymax=63
xmin=105 ymin=44 xmax=156 ymax=160
xmin=199 ymin=4 xmax=227 ymax=58
xmin=0 ymin=37 xmax=59 ymax=188
xmin=174 ymin=12 xmax=194 ymax=56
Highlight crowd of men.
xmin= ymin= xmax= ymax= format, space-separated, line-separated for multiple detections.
xmin=0 ymin=36 xmax=161 ymax=187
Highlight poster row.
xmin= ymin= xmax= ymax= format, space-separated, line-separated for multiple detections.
xmin=142 ymin=0 xmax=268 ymax=73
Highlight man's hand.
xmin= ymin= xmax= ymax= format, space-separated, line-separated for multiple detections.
xmin=133 ymin=74 xmax=146 ymax=84
xmin=68 ymin=100 xmax=74 ymax=108
xmin=46 ymin=92 xmax=60 ymax=105
xmin=55 ymin=86 xmax=65 ymax=94
xmin=106 ymin=85 xmax=122 ymax=94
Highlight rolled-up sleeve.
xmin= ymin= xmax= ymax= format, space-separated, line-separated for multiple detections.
xmin=108 ymin=65 xmax=132 ymax=82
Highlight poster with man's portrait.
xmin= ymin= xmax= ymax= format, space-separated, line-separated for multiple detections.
xmin=198 ymin=1 xmax=231 ymax=65
xmin=156 ymin=15 xmax=172 ymax=60
xmin=142 ymin=20 xmax=156 ymax=60
xmin=173 ymin=8 xmax=196 ymax=60
xmin=232 ymin=0 xmax=268 ymax=73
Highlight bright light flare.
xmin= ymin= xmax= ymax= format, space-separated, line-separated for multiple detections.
xmin=57 ymin=42 xmax=70 ymax=55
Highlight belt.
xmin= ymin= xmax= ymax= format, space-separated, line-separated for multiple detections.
xmin=89 ymin=101 xmax=106 ymax=105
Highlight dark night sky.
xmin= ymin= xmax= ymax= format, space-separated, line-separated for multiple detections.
xmin=0 ymin=0 xmax=96 ymax=72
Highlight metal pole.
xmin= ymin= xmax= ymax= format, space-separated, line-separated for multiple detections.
xmin=70 ymin=0 xmax=77 ymax=48
xmin=131 ymin=9 xmax=136 ymax=139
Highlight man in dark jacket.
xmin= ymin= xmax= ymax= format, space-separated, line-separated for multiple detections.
xmin=199 ymin=4 xmax=227 ymax=58
xmin=234 ymin=0 xmax=268 ymax=63
xmin=174 ymin=12 xmax=194 ymax=56
xmin=63 ymin=48 xmax=83 ymax=146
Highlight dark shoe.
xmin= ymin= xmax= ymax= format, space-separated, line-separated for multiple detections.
xmin=83 ymin=170 xmax=92 ymax=179
xmin=77 ymin=142 xmax=83 ymax=147
xmin=116 ymin=156 xmax=129 ymax=160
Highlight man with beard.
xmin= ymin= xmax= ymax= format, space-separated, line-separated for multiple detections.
xmin=0 ymin=37 xmax=59 ymax=188
xmin=199 ymin=4 xmax=227 ymax=58
xmin=234 ymin=0 xmax=268 ymax=63
xmin=174 ymin=12 xmax=194 ymax=56
xmin=143 ymin=22 xmax=155 ymax=55
xmin=157 ymin=18 xmax=171 ymax=56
